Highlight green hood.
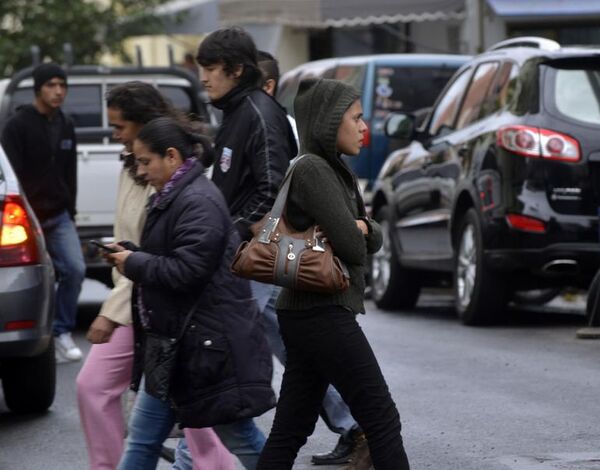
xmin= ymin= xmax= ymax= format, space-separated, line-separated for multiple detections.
xmin=293 ymin=78 xmax=361 ymax=164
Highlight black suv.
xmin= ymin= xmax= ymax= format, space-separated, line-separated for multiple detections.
xmin=370 ymin=37 xmax=600 ymax=325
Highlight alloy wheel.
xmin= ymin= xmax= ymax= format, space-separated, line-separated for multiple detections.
xmin=371 ymin=219 xmax=392 ymax=301
xmin=456 ymin=224 xmax=477 ymax=309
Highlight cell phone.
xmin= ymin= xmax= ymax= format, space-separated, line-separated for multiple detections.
xmin=89 ymin=240 xmax=119 ymax=254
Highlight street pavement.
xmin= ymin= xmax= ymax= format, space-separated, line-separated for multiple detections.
xmin=1 ymin=283 xmax=600 ymax=469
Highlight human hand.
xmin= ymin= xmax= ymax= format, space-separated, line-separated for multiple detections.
xmin=87 ymin=315 xmax=118 ymax=344
xmin=106 ymin=250 xmax=132 ymax=275
xmin=356 ymin=219 xmax=369 ymax=235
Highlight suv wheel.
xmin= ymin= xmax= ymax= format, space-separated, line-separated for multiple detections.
xmin=454 ymin=208 xmax=507 ymax=325
xmin=586 ymin=270 xmax=600 ymax=327
xmin=2 ymin=339 xmax=56 ymax=413
xmin=370 ymin=206 xmax=421 ymax=310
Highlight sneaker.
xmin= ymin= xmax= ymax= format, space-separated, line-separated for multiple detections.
xmin=55 ymin=332 xmax=83 ymax=363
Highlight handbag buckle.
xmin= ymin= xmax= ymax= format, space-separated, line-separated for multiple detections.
xmin=312 ymin=237 xmax=326 ymax=252
xmin=258 ymin=216 xmax=280 ymax=244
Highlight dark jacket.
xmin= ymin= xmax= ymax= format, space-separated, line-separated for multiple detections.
xmin=1 ymin=104 xmax=77 ymax=222
xmin=277 ymin=78 xmax=383 ymax=315
xmin=211 ymin=85 xmax=297 ymax=240
xmin=124 ymin=162 xmax=275 ymax=428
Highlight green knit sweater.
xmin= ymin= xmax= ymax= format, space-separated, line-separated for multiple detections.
xmin=276 ymin=78 xmax=383 ymax=315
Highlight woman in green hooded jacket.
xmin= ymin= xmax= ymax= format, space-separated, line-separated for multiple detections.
xmin=256 ymin=78 xmax=410 ymax=470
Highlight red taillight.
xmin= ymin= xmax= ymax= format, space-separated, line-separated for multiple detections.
xmin=0 ymin=195 xmax=39 ymax=266
xmin=505 ymin=214 xmax=546 ymax=233
xmin=497 ymin=125 xmax=580 ymax=162
xmin=362 ymin=123 xmax=371 ymax=147
xmin=5 ymin=320 xmax=35 ymax=331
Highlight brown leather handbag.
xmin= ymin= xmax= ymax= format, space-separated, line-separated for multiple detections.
xmin=231 ymin=157 xmax=350 ymax=294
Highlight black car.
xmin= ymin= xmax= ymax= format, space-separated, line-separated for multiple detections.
xmin=370 ymin=37 xmax=600 ymax=325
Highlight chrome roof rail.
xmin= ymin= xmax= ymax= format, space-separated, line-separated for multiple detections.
xmin=486 ymin=37 xmax=561 ymax=52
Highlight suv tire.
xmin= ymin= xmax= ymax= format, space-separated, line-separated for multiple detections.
xmin=2 ymin=339 xmax=56 ymax=413
xmin=586 ymin=269 xmax=600 ymax=327
xmin=454 ymin=208 xmax=508 ymax=325
xmin=371 ymin=206 xmax=421 ymax=310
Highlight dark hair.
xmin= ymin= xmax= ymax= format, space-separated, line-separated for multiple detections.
xmin=106 ymin=81 xmax=184 ymax=125
xmin=196 ymin=27 xmax=261 ymax=87
xmin=137 ymin=117 xmax=215 ymax=167
xmin=257 ymin=50 xmax=280 ymax=96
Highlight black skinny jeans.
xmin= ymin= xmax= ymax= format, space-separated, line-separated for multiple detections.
xmin=257 ymin=306 xmax=410 ymax=470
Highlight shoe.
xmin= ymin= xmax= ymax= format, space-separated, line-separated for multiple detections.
xmin=342 ymin=437 xmax=373 ymax=470
xmin=55 ymin=332 xmax=83 ymax=363
xmin=311 ymin=427 xmax=365 ymax=465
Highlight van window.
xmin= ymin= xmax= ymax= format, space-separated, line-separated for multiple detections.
xmin=373 ymin=65 xmax=459 ymax=118
xmin=455 ymin=62 xmax=499 ymax=129
xmin=334 ymin=65 xmax=366 ymax=90
xmin=63 ymin=85 xmax=103 ymax=128
xmin=428 ymin=68 xmax=472 ymax=136
xmin=480 ymin=62 xmax=519 ymax=118
xmin=158 ymin=85 xmax=195 ymax=115
xmin=9 ymin=85 xmax=103 ymax=128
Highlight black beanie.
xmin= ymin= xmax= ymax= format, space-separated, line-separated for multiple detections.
xmin=33 ymin=63 xmax=67 ymax=93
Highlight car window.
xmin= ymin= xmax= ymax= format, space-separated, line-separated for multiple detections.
xmin=480 ymin=62 xmax=519 ymax=117
xmin=334 ymin=65 xmax=366 ymax=90
xmin=63 ymin=85 xmax=103 ymax=127
xmin=158 ymin=85 xmax=195 ymax=115
xmin=373 ymin=65 xmax=460 ymax=119
xmin=9 ymin=85 xmax=103 ymax=128
xmin=428 ymin=68 xmax=472 ymax=136
xmin=277 ymin=72 xmax=301 ymax=115
xmin=552 ymin=68 xmax=600 ymax=125
xmin=455 ymin=62 xmax=499 ymax=129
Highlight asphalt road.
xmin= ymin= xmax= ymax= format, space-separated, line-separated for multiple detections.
xmin=1 ymin=284 xmax=600 ymax=470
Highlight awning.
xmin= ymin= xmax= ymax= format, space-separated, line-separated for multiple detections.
xmin=321 ymin=0 xmax=466 ymax=27
xmin=487 ymin=0 xmax=600 ymax=18
xmin=219 ymin=0 xmax=466 ymax=28
xmin=156 ymin=0 xmax=219 ymax=34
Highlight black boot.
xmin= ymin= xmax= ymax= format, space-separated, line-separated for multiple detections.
xmin=311 ymin=427 xmax=364 ymax=466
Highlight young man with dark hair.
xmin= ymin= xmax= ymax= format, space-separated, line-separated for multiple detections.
xmin=196 ymin=27 xmax=297 ymax=468
xmin=1 ymin=62 xmax=85 ymax=363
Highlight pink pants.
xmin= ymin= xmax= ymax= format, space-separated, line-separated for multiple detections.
xmin=76 ymin=324 xmax=234 ymax=470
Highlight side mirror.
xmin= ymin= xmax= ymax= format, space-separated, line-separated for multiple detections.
xmin=384 ymin=113 xmax=416 ymax=141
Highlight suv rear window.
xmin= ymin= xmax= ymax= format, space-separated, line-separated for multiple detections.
xmin=373 ymin=65 xmax=459 ymax=119
xmin=551 ymin=67 xmax=600 ymax=125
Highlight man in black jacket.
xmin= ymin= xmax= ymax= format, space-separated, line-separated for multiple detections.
xmin=1 ymin=63 xmax=85 ymax=363
xmin=196 ymin=27 xmax=297 ymax=467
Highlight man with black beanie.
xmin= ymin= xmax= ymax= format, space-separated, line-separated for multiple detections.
xmin=1 ymin=62 xmax=85 ymax=363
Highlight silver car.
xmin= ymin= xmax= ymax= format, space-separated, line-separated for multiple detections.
xmin=0 ymin=143 xmax=55 ymax=413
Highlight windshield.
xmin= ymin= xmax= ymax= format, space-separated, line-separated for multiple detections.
xmin=373 ymin=65 xmax=459 ymax=120
xmin=547 ymin=65 xmax=600 ymax=126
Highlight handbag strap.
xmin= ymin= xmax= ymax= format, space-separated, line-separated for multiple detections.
xmin=258 ymin=154 xmax=308 ymax=243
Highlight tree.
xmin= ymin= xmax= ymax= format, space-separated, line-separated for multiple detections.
xmin=0 ymin=0 xmax=171 ymax=77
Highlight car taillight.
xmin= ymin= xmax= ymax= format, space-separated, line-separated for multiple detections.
xmin=0 ymin=195 xmax=39 ymax=266
xmin=506 ymin=214 xmax=546 ymax=233
xmin=362 ymin=123 xmax=371 ymax=147
xmin=497 ymin=125 xmax=580 ymax=162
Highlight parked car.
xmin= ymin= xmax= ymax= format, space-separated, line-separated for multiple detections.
xmin=0 ymin=64 xmax=217 ymax=286
xmin=370 ymin=37 xmax=600 ymax=325
xmin=277 ymin=53 xmax=470 ymax=197
xmin=0 ymin=143 xmax=55 ymax=413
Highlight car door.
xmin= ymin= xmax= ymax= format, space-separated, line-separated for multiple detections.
xmin=394 ymin=68 xmax=472 ymax=264
xmin=424 ymin=62 xmax=501 ymax=261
